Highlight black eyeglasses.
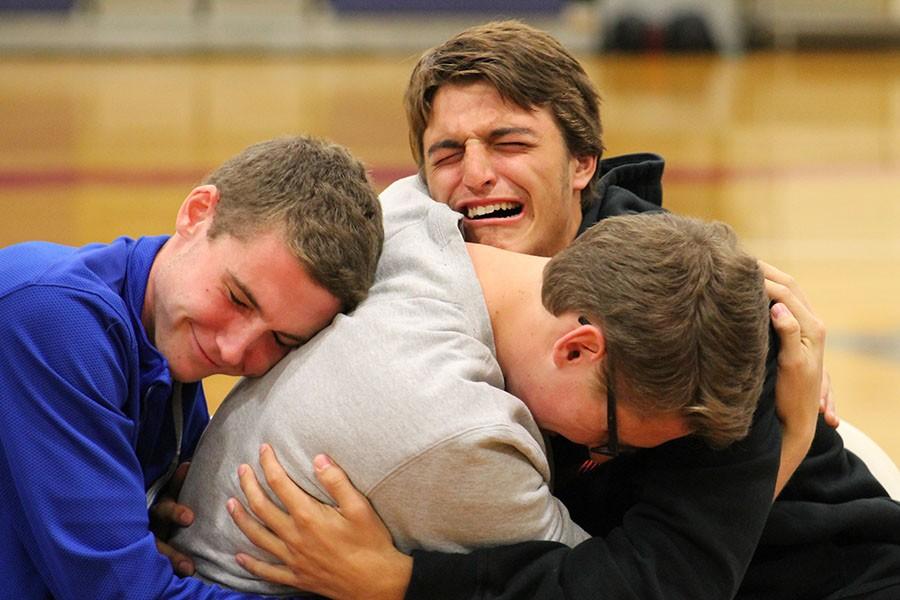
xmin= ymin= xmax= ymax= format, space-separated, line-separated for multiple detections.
xmin=589 ymin=373 xmax=621 ymax=457
xmin=579 ymin=316 xmax=624 ymax=458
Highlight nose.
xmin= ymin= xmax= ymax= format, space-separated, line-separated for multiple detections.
xmin=461 ymin=142 xmax=496 ymax=194
xmin=216 ymin=322 xmax=267 ymax=374
xmin=217 ymin=322 xmax=287 ymax=377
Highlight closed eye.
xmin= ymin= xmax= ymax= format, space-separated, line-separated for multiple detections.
xmin=273 ymin=331 xmax=304 ymax=350
xmin=496 ymin=141 xmax=531 ymax=150
xmin=432 ymin=150 xmax=463 ymax=167
xmin=228 ymin=289 xmax=250 ymax=310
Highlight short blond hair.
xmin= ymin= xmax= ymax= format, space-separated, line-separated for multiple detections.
xmin=204 ymin=136 xmax=383 ymax=311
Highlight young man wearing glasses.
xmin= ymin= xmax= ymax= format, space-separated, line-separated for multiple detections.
xmin=171 ymin=176 xmax=779 ymax=596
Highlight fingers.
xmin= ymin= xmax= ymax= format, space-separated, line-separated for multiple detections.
xmin=236 ymin=462 xmax=295 ymax=542
xmin=227 ymin=496 xmax=288 ymax=560
xmin=758 ymin=260 xmax=811 ymax=309
xmin=312 ymin=454 xmax=368 ymax=516
xmin=764 ymin=279 xmax=813 ymax=327
xmin=234 ymin=553 xmax=296 ymax=588
xmin=149 ymin=463 xmax=195 ymax=573
xmin=149 ymin=461 xmax=195 ymax=528
xmin=155 ymin=539 xmax=195 ymax=576
xmin=766 ymin=279 xmax=826 ymax=350
xmin=258 ymin=444 xmax=322 ymax=516
xmin=820 ymin=370 xmax=840 ymax=428
xmin=760 ymin=262 xmax=825 ymax=347
xmin=232 ymin=448 xmax=407 ymax=599
xmin=150 ymin=496 xmax=194 ymax=528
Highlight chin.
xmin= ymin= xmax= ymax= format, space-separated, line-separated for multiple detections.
xmin=472 ymin=235 xmax=527 ymax=254
xmin=490 ymin=234 xmax=539 ymax=256
xmin=167 ymin=362 xmax=205 ymax=384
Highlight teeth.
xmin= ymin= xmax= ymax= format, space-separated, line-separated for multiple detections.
xmin=466 ymin=202 xmax=518 ymax=219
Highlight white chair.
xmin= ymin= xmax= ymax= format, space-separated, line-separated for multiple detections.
xmin=838 ymin=420 xmax=900 ymax=501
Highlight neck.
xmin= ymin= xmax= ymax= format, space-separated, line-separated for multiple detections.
xmin=466 ymin=243 xmax=554 ymax=383
xmin=142 ymin=239 xmax=172 ymax=345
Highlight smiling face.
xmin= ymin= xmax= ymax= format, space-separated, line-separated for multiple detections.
xmin=422 ymin=81 xmax=596 ymax=257
xmin=144 ymin=186 xmax=341 ymax=382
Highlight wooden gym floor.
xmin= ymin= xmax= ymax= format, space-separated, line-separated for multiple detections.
xmin=1 ymin=49 xmax=898 ymax=464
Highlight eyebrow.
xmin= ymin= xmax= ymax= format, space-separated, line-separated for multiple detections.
xmin=425 ymin=126 xmax=537 ymax=158
xmin=228 ymin=270 xmax=308 ymax=345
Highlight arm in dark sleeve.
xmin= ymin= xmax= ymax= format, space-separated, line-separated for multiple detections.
xmin=406 ymin=337 xmax=782 ymax=600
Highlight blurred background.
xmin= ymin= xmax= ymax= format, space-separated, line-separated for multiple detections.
xmin=1 ymin=0 xmax=899 ymax=463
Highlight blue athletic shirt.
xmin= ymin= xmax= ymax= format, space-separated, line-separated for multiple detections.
xmin=0 ymin=236 xmax=271 ymax=599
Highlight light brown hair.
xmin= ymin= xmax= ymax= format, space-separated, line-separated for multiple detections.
xmin=404 ymin=20 xmax=603 ymax=204
xmin=543 ymin=212 xmax=769 ymax=448
xmin=204 ymin=136 xmax=383 ymax=311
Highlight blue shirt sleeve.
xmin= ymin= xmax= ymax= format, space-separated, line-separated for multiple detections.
xmin=0 ymin=285 xmax=274 ymax=599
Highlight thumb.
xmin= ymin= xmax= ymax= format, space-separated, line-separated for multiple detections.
xmin=313 ymin=454 xmax=368 ymax=515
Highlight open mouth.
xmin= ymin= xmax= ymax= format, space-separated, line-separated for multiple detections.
xmin=465 ymin=201 xmax=523 ymax=220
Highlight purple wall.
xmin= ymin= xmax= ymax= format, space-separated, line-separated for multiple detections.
xmin=0 ymin=0 xmax=75 ymax=10
xmin=330 ymin=0 xmax=564 ymax=14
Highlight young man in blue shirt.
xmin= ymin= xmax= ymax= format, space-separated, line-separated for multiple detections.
xmin=0 ymin=135 xmax=384 ymax=599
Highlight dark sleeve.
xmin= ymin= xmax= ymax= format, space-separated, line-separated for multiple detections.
xmin=739 ymin=416 xmax=900 ymax=599
xmin=578 ymin=185 xmax=665 ymax=237
xmin=406 ymin=334 xmax=782 ymax=600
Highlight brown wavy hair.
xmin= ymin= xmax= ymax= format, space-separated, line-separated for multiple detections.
xmin=404 ymin=20 xmax=604 ymax=205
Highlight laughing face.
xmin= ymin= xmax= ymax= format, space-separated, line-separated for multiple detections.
xmin=422 ymin=81 xmax=597 ymax=257
xmin=143 ymin=186 xmax=342 ymax=383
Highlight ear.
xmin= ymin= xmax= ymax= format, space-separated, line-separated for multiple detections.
xmin=551 ymin=319 xmax=606 ymax=370
xmin=571 ymin=154 xmax=598 ymax=193
xmin=175 ymin=184 xmax=220 ymax=238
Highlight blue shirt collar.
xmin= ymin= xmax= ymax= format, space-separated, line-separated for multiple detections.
xmin=123 ymin=235 xmax=172 ymax=386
